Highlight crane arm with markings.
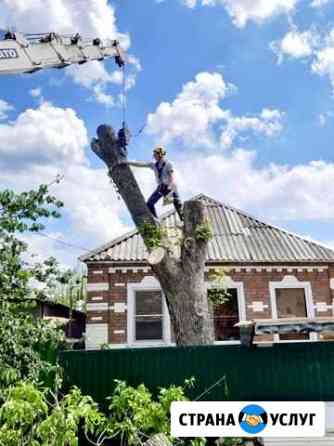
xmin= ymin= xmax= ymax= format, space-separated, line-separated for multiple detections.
xmin=0 ymin=31 xmax=125 ymax=75
xmin=0 ymin=30 xmax=131 ymax=164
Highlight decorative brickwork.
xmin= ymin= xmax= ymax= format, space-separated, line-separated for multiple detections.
xmin=85 ymin=263 xmax=334 ymax=349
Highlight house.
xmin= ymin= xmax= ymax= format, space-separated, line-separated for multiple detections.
xmin=32 ymin=299 xmax=86 ymax=342
xmin=80 ymin=194 xmax=334 ymax=350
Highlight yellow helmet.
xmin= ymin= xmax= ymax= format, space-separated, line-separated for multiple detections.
xmin=153 ymin=146 xmax=166 ymax=157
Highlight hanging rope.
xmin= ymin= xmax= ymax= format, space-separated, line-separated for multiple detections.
xmin=114 ymin=39 xmax=147 ymax=144
xmin=117 ymin=60 xmax=131 ymax=151
xmin=121 ymin=63 xmax=127 ymax=126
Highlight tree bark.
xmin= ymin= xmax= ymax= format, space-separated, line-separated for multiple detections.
xmin=91 ymin=124 xmax=214 ymax=346
xmin=144 ymin=433 xmax=171 ymax=446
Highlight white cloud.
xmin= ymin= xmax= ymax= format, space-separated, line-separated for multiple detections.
xmin=66 ymin=62 xmax=113 ymax=89
xmin=271 ymin=28 xmax=318 ymax=62
xmin=0 ymin=102 xmax=130 ymax=260
xmin=310 ymin=0 xmax=332 ymax=7
xmin=146 ymin=72 xmax=284 ymax=148
xmin=3 ymin=162 xmax=130 ymax=244
xmin=319 ymin=113 xmax=327 ymax=126
xmin=182 ymin=0 xmax=198 ymax=6
xmin=92 ymin=85 xmax=115 ymax=107
xmin=322 ymin=240 xmax=334 ymax=249
xmin=175 ymin=150 xmax=334 ymax=221
xmin=0 ymin=0 xmax=128 ymax=42
xmin=56 ymin=164 xmax=129 ymax=242
xmin=309 ymin=30 xmax=334 ymax=92
xmin=220 ymin=108 xmax=284 ymax=148
xmin=20 ymin=232 xmax=76 ymax=269
xmin=318 ymin=110 xmax=334 ymax=126
xmin=0 ymin=99 xmax=14 ymax=121
xmin=178 ymin=0 xmax=298 ymax=27
xmin=271 ymin=27 xmax=334 ymax=95
xmin=66 ymin=61 xmax=120 ymax=106
xmin=29 ymin=88 xmax=42 ymax=98
xmin=312 ymin=46 xmax=334 ymax=90
xmin=65 ymin=55 xmax=140 ymax=106
xmin=127 ymin=55 xmax=142 ymax=73
xmin=0 ymin=102 xmax=87 ymax=168
xmin=221 ymin=0 xmax=298 ymax=27
xmin=146 ymin=72 xmax=234 ymax=146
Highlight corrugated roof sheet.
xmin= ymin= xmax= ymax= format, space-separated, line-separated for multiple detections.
xmin=81 ymin=195 xmax=334 ymax=263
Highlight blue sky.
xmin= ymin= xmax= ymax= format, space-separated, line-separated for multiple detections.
xmin=1 ymin=0 xmax=334 ymax=267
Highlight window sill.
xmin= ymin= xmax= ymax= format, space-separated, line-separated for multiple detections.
xmin=129 ymin=340 xmax=173 ymax=348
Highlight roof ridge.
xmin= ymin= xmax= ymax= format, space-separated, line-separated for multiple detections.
xmin=192 ymin=193 xmax=221 ymax=204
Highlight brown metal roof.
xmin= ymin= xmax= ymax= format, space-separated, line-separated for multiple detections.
xmin=81 ymin=194 xmax=334 ymax=264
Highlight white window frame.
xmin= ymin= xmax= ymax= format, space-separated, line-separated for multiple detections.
xmin=127 ymin=276 xmax=171 ymax=347
xmin=206 ymin=277 xmax=246 ymax=345
xmin=269 ymin=275 xmax=316 ymax=343
xmin=127 ymin=276 xmax=246 ymax=347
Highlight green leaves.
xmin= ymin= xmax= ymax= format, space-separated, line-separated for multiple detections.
xmin=194 ymin=221 xmax=213 ymax=243
xmin=0 ymin=309 xmax=63 ymax=392
xmin=0 ymin=384 xmax=106 ymax=446
xmin=0 ymin=184 xmax=65 ymax=304
xmin=0 ymin=185 xmax=63 ymax=235
xmin=107 ymin=379 xmax=192 ymax=445
xmin=0 ymin=184 xmax=67 ymax=392
xmin=0 ymin=377 xmax=245 ymax=446
xmin=208 ymin=269 xmax=231 ymax=307
xmin=139 ymin=222 xmax=167 ymax=250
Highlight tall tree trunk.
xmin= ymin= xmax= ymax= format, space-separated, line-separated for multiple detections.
xmin=91 ymin=124 xmax=214 ymax=346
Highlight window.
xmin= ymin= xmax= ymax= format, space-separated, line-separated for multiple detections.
xmin=275 ymin=287 xmax=308 ymax=341
xmin=213 ymin=288 xmax=240 ymax=341
xmin=270 ymin=277 xmax=315 ymax=343
xmin=276 ymin=288 xmax=307 ymax=318
xmin=135 ymin=290 xmax=163 ymax=341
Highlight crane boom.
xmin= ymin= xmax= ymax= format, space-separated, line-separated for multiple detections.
xmin=0 ymin=31 xmax=125 ymax=75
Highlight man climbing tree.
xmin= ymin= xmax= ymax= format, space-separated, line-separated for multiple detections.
xmin=121 ymin=146 xmax=184 ymax=221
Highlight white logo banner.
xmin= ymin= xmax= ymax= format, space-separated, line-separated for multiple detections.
xmin=171 ymin=401 xmax=325 ymax=438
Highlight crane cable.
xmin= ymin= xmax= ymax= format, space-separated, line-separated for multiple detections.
xmin=118 ymin=49 xmax=146 ymax=139
xmin=121 ymin=62 xmax=127 ymax=126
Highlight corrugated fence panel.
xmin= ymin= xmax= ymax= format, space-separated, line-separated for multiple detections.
xmin=59 ymin=343 xmax=334 ymax=409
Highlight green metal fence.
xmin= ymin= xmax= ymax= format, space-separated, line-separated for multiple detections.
xmin=59 ymin=342 xmax=334 ymax=409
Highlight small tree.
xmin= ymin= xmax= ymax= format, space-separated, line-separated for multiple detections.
xmin=0 ymin=185 xmax=65 ymax=390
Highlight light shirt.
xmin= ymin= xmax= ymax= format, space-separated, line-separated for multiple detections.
xmin=127 ymin=159 xmax=176 ymax=190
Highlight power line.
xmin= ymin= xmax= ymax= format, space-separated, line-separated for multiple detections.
xmin=47 ymin=173 xmax=64 ymax=188
xmin=34 ymin=232 xmax=92 ymax=253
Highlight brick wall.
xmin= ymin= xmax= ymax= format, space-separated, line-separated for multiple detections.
xmin=230 ymin=268 xmax=333 ymax=319
xmin=86 ymin=264 xmax=155 ymax=347
xmin=85 ymin=263 xmax=334 ymax=349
